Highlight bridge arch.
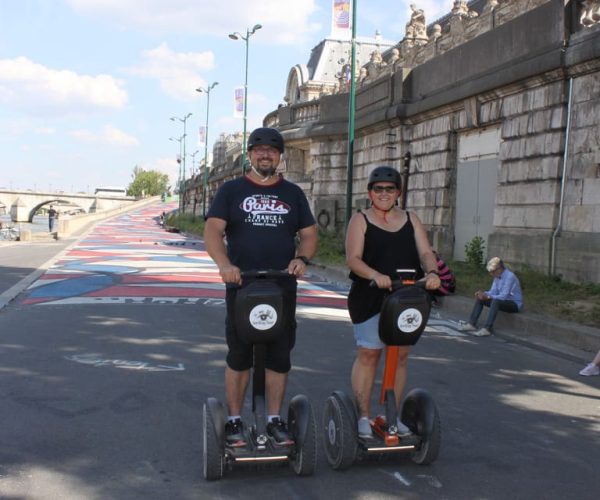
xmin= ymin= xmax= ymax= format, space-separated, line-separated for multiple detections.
xmin=27 ymin=198 xmax=88 ymax=222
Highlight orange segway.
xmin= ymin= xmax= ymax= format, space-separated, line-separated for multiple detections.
xmin=323 ymin=269 xmax=441 ymax=470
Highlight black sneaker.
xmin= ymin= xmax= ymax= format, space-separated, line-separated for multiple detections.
xmin=225 ymin=418 xmax=246 ymax=447
xmin=266 ymin=417 xmax=294 ymax=446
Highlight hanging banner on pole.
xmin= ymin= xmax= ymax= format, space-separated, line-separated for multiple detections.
xmin=233 ymin=87 xmax=244 ymax=118
xmin=198 ymin=126 xmax=206 ymax=146
xmin=331 ymin=0 xmax=351 ymax=38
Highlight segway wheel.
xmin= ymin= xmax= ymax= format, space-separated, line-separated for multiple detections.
xmin=288 ymin=395 xmax=317 ymax=476
xmin=322 ymin=391 xmax=357 ymax=470
xmin=401 ymin=389 xmax=441 ymax=465
xmin=203 ymin=398 xmax=225 ymax=480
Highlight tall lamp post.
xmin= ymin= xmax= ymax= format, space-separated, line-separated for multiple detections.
xmin=344 ymin=0 xmax=358 ymax=230
xmin=189 ymin=150 xmax=200 ymax=175
xmin=196 ymin=81 xmax=219 ymax=217
xmin=171 ymin=113 xmax=192 ymax=210
xmin=169 ymin=135 xmax=184 ymax=202
xmin=229 ymin=24 xmax=262 ymax=173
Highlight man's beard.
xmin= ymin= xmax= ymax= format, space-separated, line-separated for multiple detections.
xmin=253 ymin=159 xmax=279 ymax=179
xmin=255 ymin=165 xmax=277 ymax=177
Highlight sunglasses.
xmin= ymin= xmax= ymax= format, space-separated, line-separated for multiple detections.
xmin=371 ymin=185 xmax=398 ymax=194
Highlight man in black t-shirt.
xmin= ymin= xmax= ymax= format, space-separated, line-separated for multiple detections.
xmin=204 ymin=127 xmax=317 ymax=447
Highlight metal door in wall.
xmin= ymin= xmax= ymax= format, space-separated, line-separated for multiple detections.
xmin=454 ymin=128 xmax=501 ymax=261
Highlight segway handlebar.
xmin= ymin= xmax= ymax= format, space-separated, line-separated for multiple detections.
xmin=369 ymin=268 xmax=421 ymax=289
xmin=240 ymin=269 xmax=295 ymax=281
xmin=369 ymin=276 xmax=428 ymax=290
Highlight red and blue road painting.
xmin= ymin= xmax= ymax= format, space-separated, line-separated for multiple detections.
xmin=20 ymin=203 xmax=349 ymax=317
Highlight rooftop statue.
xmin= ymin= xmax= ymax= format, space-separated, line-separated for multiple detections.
xmin=452 ymin=0 xmax=479 ymax=18
xmin=363 ymin=50 xmax=387 ymax=81
xmin=405 ymin=4 xmax=428 ymax=44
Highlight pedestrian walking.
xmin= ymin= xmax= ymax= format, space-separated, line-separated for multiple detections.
xmin=48 ymin=206 xmax=58 ymax=232
xmin=579 ymin=349 xmax=600 ymax=376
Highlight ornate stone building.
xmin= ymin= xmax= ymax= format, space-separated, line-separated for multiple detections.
xmin=187 ymin=0 xmax=600 ymax=283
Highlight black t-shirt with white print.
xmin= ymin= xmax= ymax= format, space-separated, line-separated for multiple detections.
xmin=206 ymin=176 xmax=315 ymax=272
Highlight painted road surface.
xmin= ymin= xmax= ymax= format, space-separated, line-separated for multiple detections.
xmin=19 ymin=203 xmax=349 ymax=318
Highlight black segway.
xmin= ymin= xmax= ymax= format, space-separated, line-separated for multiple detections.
xmin=203 ymin=270 xmax=317 ymax=480
xmin=323 ymin=269 xmax=441 ymax=470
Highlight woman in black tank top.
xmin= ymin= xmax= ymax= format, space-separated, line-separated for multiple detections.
xmin=345 ymin=167 xmax=440 ymax=438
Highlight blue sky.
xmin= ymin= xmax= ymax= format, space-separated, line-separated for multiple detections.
xmin=0 ymin=0 xmax=451 ymax=193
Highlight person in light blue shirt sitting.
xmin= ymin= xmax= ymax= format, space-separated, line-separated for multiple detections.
xmin=459 ymin=257 xmax=524 ymax=337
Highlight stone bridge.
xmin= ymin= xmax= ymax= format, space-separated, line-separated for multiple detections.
xmin=0 ymin=189 xmax=137 ymax=222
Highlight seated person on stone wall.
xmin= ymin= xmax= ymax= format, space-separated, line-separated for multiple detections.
xmin=459 ymin=257 xmax=523 ymax=337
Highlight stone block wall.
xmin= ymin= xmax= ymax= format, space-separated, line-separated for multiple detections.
xmin=189 ymin=0 xmax=600 ymax=283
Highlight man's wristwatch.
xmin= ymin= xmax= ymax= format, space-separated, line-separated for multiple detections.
xmin=297 ymin=256 xmax=310 ymax=265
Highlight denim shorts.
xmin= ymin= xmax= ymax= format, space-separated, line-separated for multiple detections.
xmin=353 ymin=313 xmax=385 ymax=350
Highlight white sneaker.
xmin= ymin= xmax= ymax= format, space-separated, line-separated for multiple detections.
xmin=472 ymin=327 xmax=492 ymax=337
xmin=358 ymin=417 xmax=373 ymax=438
xmin=579 ymin=363 xmax=600 ymax=376
xmin=458 ymin=321 xmax=476 ymax=332
xmin=396 ymin=418 xmax=412 ymax=437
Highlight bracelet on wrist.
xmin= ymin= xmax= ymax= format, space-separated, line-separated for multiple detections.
xmin=297 ymin=256 xmax=310 ymax=265
xmin=427 ymin=270 xmax=439 ymax=276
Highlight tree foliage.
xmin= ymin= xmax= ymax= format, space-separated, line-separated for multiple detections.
xmin=127 ymin=166 xmax=170 ymax=197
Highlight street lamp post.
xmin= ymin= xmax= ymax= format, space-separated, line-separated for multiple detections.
xmin=229 ymin=24 xmax=262 ymax=173
xmin=171 ymin=113 xmax=192 ymax=210
xmin=189 ymin=150 xmax=200 ymax=175
xmin=345 ymin=0 xmax=358 ymax=230
xmin=196 ymin=81 xmax=219 ymax=217
xmin=169 ymin=135 xmax=184 ymax=201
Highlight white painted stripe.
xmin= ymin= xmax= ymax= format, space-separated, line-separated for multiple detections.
xmin=393 ymin=471 xmax=411 ymax=486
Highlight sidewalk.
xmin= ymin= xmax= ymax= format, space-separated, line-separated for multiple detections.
xmin=309 ymin=262 xmax=600 ymax=363
xmin=0 ymin=238 xmax=76 ymax=310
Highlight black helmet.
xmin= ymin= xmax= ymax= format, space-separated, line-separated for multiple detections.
xmin=248 ymin=127 xmax=284 ymax=154
xmin=368 ymin=166 xmax=402 ymax=190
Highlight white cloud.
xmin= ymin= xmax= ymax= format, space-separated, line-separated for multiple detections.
xmin=65 ymin=0 xmax=321 ymax=44
xmin=0 ymin=57 xmax=128 ymax=115
xmin=70 ymin=125 xmax=139 ymax=146
xmin=127 ymin=43 xmax=214 ymax=101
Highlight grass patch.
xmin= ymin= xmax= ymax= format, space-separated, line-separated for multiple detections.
xmin=449 ymin=261 xmax=600 ymax=328
xmin=165 ymin=213 xmax=205 ymax=235
xmin=315 ymin=230 xmax=346 ymax=265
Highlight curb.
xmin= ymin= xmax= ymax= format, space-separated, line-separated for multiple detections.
xmin=310 ymin=262 xmax=600 ymax=358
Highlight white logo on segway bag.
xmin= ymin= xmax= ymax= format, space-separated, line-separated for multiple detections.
xmin=249 ymin=304 xmax=278 ymax=330
xmin=396 ymin=308 xmax=422 ymax=333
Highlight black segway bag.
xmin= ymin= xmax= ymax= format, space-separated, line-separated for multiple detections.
xmin=234 ymin=280 xmax=287 ymax=344
xmin=379 ymin=286 xmax=432 ymax=346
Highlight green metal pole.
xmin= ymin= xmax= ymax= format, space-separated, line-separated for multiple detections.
xmin=242 ymin=30 xmax=250 ymax=174
xmin=345 ymin=0 xmax=358 ymax=230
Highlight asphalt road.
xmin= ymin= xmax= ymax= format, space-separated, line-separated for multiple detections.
xmin=0 ymin=203 xmax=599 ymax=500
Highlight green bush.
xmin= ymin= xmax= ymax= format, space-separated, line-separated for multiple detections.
xmin=465 ymin=236 xmax=485 ymax=268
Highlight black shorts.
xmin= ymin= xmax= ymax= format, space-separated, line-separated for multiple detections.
xmin=225 ymin=277 xmax=297 ymax=373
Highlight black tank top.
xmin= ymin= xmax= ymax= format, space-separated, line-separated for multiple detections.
xmin=347 ymin=211 xmax=423 ymax=324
